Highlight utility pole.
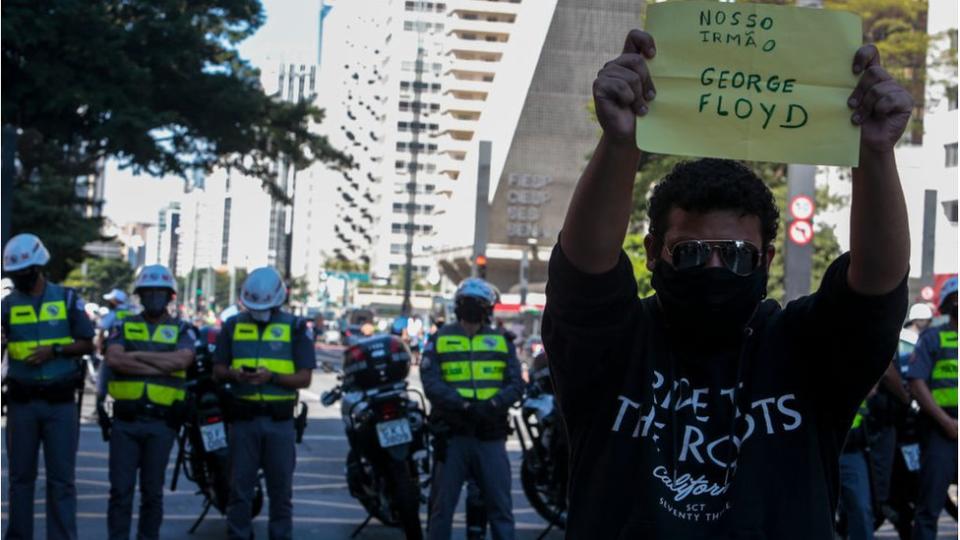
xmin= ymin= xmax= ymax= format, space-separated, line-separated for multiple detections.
xmin=402 ymin=24 xmax=427 ymax=315
xmin=784 ymin=0 xmax=822 ymax=302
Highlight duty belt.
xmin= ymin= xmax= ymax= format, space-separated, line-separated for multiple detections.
xmin=5 ymin=378 xmax=78 ymax=404
xmin=229 ymin=399 xmax=296 ymax=421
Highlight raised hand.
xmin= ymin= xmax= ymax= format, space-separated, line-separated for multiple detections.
xmin=593 ymin=29 xmax=657 ymax=144
xmin=848 ymin=45 xmax=914 ymax=155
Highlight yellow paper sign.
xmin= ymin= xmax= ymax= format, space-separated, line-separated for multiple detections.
xmin=636 ymin=1 xmax=862 ymax=166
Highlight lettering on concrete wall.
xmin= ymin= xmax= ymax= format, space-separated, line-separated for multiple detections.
xmin=505 ymin=173 xmax=552 ymax=239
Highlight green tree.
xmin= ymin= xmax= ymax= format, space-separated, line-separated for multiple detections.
xmin=823 ymin=0 xmax=929 ymax=142
xmin=13 ymin=172 xmax=104 ymax=282
xmin=214 ymin=268 xmax=248 ymax=308
xmin=63 ymin=256 xmax=136 ymax=302
xmin=3 ymin=0 xmax=353 ymax=275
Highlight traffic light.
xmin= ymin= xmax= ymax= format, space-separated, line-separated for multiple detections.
xmin=475 ymin=254 xmax=487 ymax=279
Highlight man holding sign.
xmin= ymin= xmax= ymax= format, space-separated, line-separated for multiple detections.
xmin=543 ymin=3 xmax=911 ymax=538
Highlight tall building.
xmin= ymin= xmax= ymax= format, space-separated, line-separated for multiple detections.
xmin=432 ymin=0 xmax=645 ymax=299
xmin=269 ymin=62 xmax=318 ymax=276
xmin=368 ymin=0 xmax=451 ymax=282
xmin=155 ymin=202 xmax=182 ymax=275
xmin=301 ymin=0 xmax=395 ymax=293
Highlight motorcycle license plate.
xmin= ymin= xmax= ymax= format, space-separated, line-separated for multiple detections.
xmin=375 ymin=419 xmax=413 ymax=448
xmin=200 ymin=422 xmax=228 ymax=452
xmin=900 ymin=443 xmax=921 ymax=472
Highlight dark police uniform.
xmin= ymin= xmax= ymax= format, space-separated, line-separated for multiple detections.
xmin=214 ymin=311 xmax=315 ymax=540
xmin=420 ymin=323 xmax=523 ymax=540
xmin=105 ymin=314 xmax=195 ymax=540
xmin=906 ymin=324 xmax=957 ymax=540
xmin=2 ymin=282 xmax=94 ymax=540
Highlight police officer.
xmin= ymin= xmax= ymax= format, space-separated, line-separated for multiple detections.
xmin=2 ymin=233 xmax=95 ymax=540
xmin=96 ymin=288 xmax=132 ymax=402
xmin=99 ymin=289 xmax=131 ymax=347
xmin=104 ymin=264 xmax=195 ymax=540
xmin=213 ymin=267 xmax=315 ymax=540
xmin=906 ymin=276 xmax=958 ymax=540
xmin=421 ymin=278 xmax=523 ymax=540
xmin=839 ymin=399 xmax=875 ymax=540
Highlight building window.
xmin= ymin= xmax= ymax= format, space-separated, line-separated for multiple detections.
xmin=946 ymin=143 xmax=958 ymax=168
xmin=948 ymin=85 xmax=958 ymax=111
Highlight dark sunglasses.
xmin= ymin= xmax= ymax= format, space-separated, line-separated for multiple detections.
xmin=666 ymin=239 xmax=763 ymax=276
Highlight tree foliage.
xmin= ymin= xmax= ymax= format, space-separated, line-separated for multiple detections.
xmin=12 ymin=171 xmax=104 ymax=282
xmin=824 ymin=0 xmax=929 ymax=142
xmin=3 ymin=0 xmax=353 ymax=277
xmin=3 ymin=0 xmax=352 ymax=189
xmin=63 ymin=256 xmax=136 ymax=303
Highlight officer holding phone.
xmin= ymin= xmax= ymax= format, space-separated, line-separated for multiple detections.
xmin=213 ymin=267 xmax=315 ymax=540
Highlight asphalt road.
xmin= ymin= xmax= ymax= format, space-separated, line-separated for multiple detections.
xmin=0 ymin=361 xmax=956 ymax=539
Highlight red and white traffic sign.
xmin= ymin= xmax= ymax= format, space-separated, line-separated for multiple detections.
xmin=921 ymin=286 xmax=935 ymax=301
xmin=789 ymin=195 xmax=815 ymax=221
xmin=788 ymin=220 xmax=814 ymax=246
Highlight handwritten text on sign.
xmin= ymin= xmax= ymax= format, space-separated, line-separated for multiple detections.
xmin=636 ymin=2 xmax=862 ymax=166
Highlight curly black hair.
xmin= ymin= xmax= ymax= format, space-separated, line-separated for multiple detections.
xmin=647 ymin=158 xmax=779 ymax=248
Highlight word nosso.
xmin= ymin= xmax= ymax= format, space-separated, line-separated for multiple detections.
xmin=699 ymin=8 xmax=776 ymax=53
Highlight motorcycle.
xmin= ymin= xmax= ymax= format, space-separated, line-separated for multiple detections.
xmin=169 ymin=326 xmax=265 ymax=533
xmin=512 ymin=352 xmax=568 ymax=538
xmin=321 ymin=334 xmax=429 ymax=539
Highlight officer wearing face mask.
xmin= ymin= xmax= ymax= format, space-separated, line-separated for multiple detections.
xmin=906 ymin=276 xmax=958 ymax=540
xmin=104 ymin=264 xmax=196 ymax=540
xmin=2 ymin=233 xmax=95 ymax=540
xmin=420 ymin=278 xmax=524 ymax=540
xmin=212 ymin=266 xmax=315 ymax=540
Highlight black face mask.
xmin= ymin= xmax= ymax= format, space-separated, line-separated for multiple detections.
xmin=10 ymin=268 xmax=40 ymax=293
xmin=455 ymin=299 xmax=488 ymax=325
xmin=140 ymin=290 xmax=171 ymax=317
xmin=651 ymin=260 xmax=767 ymax=343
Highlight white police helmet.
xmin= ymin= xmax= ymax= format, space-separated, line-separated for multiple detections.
xmin=3 ymin=233 xmax=50 ymax=272
xmin=240 ymin=267 xmax=287 ymax=311
xmin=134 ymin=264 xmax=177 ymax=293
xmin=103 ymin=288 xmax=129 ymax=304
xmin=906 ymin=303 xmax=933 ymax=323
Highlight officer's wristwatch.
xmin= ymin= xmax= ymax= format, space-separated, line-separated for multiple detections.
xmin=51 ymin=344 xmax=64 ymax=357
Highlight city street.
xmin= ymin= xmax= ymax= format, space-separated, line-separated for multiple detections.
xmin=0 ymin=362 xmax=568 ymax=539
xmin=1 ymin=362 xmax=957 ymax=539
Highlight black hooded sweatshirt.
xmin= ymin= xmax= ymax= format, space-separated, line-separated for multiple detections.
xmin=543 ymin=244 xmax=907 ymax=539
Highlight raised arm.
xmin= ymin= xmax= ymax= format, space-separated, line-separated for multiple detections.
xmin=847 ymin=45 xmax=912 ymax=295
xmin=560 ymin=30 xmax=656 ymax=274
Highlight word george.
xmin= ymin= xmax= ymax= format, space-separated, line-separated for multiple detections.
xmin=700 ymin=68 xmax=796 ymax=95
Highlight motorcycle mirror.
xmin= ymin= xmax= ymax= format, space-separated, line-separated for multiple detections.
xmin=320 ymin=388 xmax=341 ymax=407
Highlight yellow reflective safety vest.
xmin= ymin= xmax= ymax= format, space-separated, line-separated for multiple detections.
xmin=435 ymin=325 xmax=509 ymax=402
xmin=4 ymin=283 xmax=78 ymax=382
xmin=107 ymin=315 xmax=188 ymax=407
xmin=850 ymin=401 xmax=868 ymax=430
xmin=931 ymin=329 xmax=958 ymax=409
xmin=229 ymin=311 xmax=297 ymax=402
